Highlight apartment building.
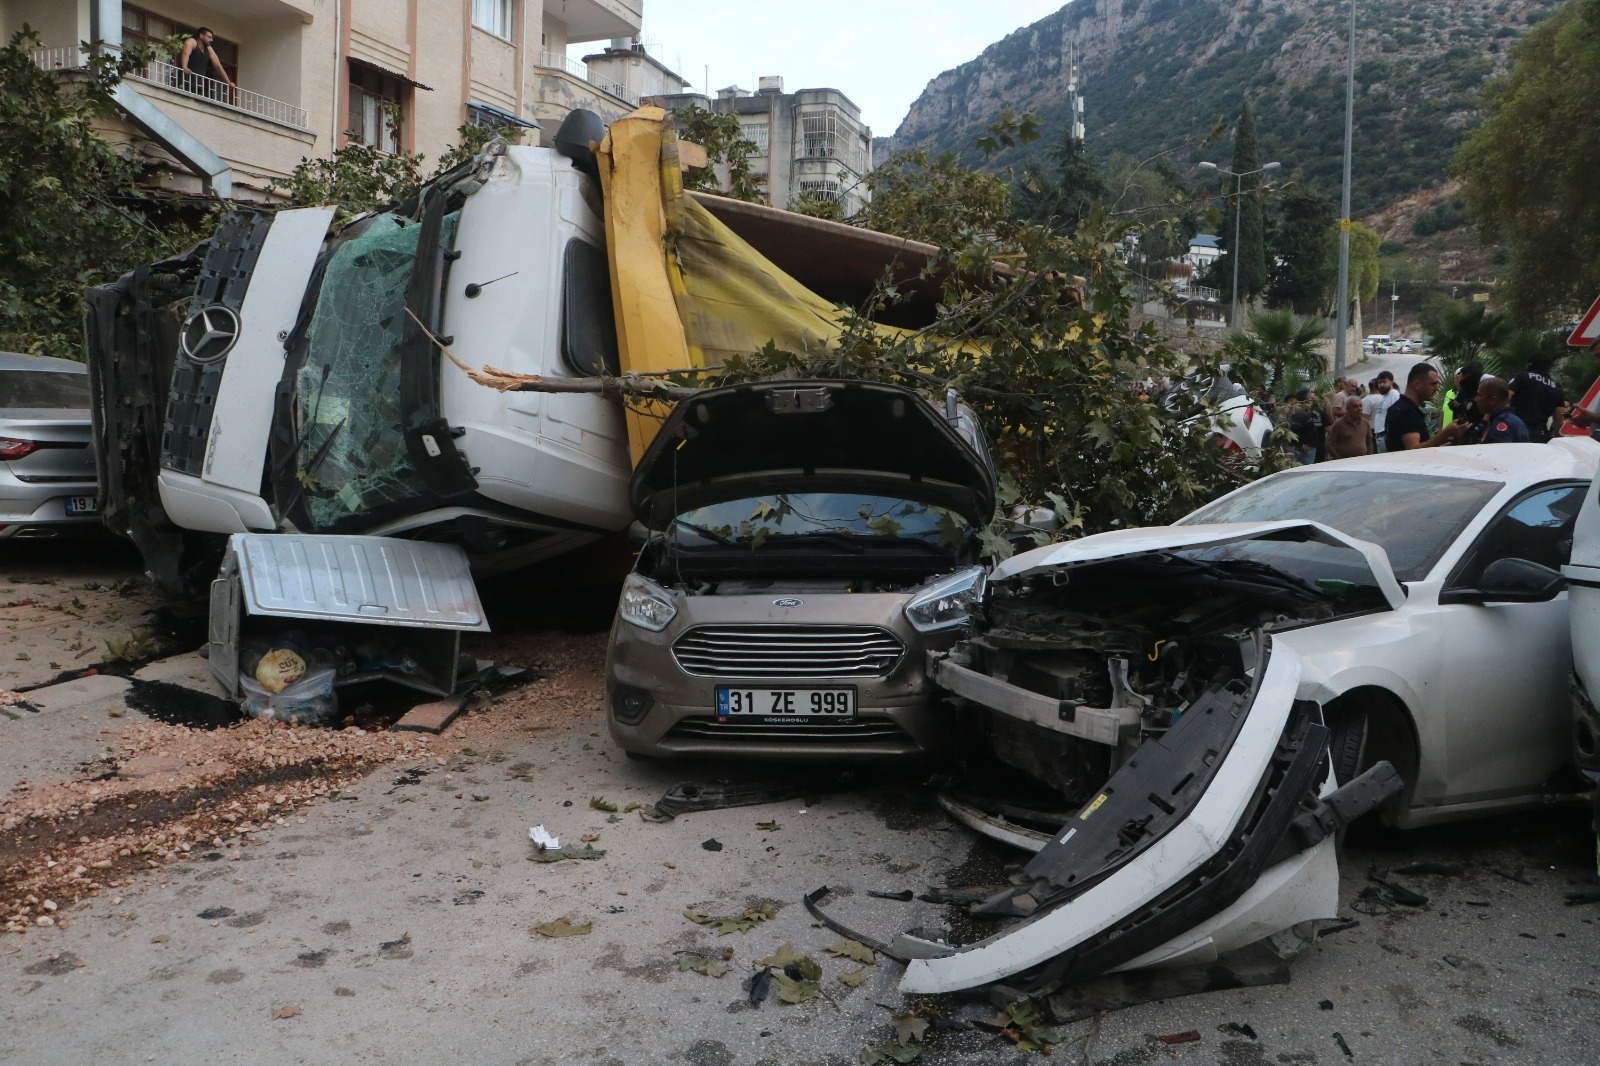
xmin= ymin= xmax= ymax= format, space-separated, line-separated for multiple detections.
xmin=3 ymin=0 xmax=681 ymax=201
xmin=658 ymin=78 xmax=874 ymax=216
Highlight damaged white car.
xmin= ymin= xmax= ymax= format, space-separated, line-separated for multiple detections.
xmin=897 ymin=440 xmax=1597 ymax=995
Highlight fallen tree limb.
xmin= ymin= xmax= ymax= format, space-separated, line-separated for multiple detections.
xmin=404 ymin=307 xmax=705 ymax=400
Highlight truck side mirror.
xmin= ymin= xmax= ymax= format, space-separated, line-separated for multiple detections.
xmin=1477 ymin=557 xmax=1566 ymax=603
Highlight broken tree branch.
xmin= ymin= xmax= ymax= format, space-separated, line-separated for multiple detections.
xmin=403 ymin=307 xmax=706 ymax=400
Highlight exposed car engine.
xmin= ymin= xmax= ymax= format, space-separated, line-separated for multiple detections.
xmin=952 ymin=555 xmax=1374 ymax=803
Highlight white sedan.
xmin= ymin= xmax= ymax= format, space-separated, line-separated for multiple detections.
xmin=899 ymin=440 xmax=1597 ymax=994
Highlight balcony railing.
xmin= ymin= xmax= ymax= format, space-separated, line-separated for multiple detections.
xmin=536 ymin=50 xmax=637 ymax=107
xmin=31 ymin=47 xmax=307 ymax=130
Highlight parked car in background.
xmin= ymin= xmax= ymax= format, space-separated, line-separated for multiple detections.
xmin=1 ymin=352 xmax=101 ymax=540
xmin=904 ymin=441 xmax=1598 ymax=995
xmin=607 ymin=379 xmax=996 ymax=761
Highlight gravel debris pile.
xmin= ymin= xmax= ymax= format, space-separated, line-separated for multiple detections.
xmin=1 ymin=631 xmax=609 ymax=935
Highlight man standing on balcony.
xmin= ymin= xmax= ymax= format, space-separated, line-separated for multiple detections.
xmin=178 ymin=28 xmax=235 ymax=103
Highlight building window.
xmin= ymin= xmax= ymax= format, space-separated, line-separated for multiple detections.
xmin=799 ymin=179 xmax=841 ymax=202
xmin=800 ymin=112 xmax=837 ymax=159
xmin=742 ymin=122 xmax=769 ymax=155
xmin=348 ymin=63 xmax=407 ymax=153
xmin=472 ymin=0 xmax=514 ymax=39
xmin=123 ymin=4 xmax=239 ymax=83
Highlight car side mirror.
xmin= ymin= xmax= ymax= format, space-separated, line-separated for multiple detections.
xmin=1476 ymin=557 xmax=1567 ymax=603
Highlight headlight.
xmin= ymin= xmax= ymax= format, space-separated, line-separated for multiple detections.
xmin=619 ymin=573 xmax=678 ymax=632
xmin=904 ymin=566 xmax=987 ymax=634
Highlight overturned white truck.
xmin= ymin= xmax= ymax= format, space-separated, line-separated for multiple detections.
xmin=85 ymin=107 xmax=956 ymax=597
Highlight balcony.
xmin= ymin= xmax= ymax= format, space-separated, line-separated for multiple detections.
xmin=550 ymin=0 xmax=642 ymax=43
xmin=536 ymin=50 xmax=637 ymax=107
xmin=31 ymin=47 xmax=307 ymax=130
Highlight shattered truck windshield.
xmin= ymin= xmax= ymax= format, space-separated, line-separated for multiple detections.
xmin=286 ymin=209 xmax=460 ymax=531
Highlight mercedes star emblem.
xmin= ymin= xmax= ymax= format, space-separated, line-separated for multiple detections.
xmin=180 ymin=305 xmax=241 ymax=364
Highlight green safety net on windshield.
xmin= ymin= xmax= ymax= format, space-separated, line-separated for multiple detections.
xmin=293 ymin=211 xmax=459 ymax=530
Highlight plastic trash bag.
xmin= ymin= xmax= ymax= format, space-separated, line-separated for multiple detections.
xmin=240 ymin=665 xmax=338 ymax=725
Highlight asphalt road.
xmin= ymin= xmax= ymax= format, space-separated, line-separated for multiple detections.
xmin=3 ymin=545 xmax=1600 ymax=1065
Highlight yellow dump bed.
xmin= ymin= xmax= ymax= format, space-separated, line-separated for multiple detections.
xmin=595 ymin=107 xmax=943 ymax=461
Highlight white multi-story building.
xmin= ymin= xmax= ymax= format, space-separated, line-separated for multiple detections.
xmin=657 ymin=77 xmax=873 ymax=215
xmin=4 ymin=0 xmax=682 ymax=201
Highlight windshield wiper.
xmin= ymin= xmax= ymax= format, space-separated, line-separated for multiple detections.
xmin=671 ymin=518 xmax=737 ymax=546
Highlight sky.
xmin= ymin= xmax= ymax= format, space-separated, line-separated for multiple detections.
xmin=577 ymin=1 xmax=1070 ymax=137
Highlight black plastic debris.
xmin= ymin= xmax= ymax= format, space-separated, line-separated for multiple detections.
xmin=649 ymin=780 xmax=804 ymax=820
xmin=1393 ymin=862 xmax=1463 ymax=877
xmin=197 ymin=907 xmax=235 ymax=920
xmin=1319 ymin=918 xmax=1361 ymax=936
xmin=701 ymin=839 xmax=723 ymax=852
xmin=1360 ymin=870 xmax=1428 ymax=909
xmin=1219 ymin=1022 xmax=1258 ymax=1040
xmin=867 ymin=889 xmax=915 ymax=902
xmin=747 ymin=966 xmax=773 ymax=1007
xmin=1491 ymin=867 xmax=1533 ymax=886
xmin=804 ymin=886 xmax=902 ymax=961
xmin=1319 ymin=1000 xmax=1335 ymax=1011
xmin=1444 ymin=955 xmax=1464 ymax=968
xmin=1334 ymin=1032 xmax=1354 ymax=1057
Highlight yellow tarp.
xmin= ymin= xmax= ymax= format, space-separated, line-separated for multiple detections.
xmin=596 ymin=107 xmax=858 ymax=461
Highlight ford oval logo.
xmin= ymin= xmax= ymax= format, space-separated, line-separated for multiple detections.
xmin=773 ymin=597 xmax=803 ymax=608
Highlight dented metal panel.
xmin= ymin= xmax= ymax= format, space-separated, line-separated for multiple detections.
xmin=232 ymin=534 xmax=489 ymax=631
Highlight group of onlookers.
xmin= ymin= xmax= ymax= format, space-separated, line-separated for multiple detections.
xmin=1274 ymin=355 xmax=1585 ymax=464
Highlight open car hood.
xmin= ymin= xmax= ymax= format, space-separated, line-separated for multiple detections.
xmin=629 ymin=379 xmax=996 ymax=530
xmin=991 ymin=519 xmax=1405 ymax=611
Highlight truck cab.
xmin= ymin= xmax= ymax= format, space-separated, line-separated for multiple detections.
xmin=87 ymin=117 xmax=632 ymax=595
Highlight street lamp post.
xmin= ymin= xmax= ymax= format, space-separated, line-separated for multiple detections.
xmin=1197 ymin=160 xmax=1281 ymax=330
xmin=1332 ymin=0 xmax=1357 ymax=383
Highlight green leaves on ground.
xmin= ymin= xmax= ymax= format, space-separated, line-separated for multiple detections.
xmin=588 ymin=796 xmax=618 ymax=812
xmin=994 ymin=1001 xmax=1055 ymax=1054
xmin=837 ymin=967 xmax=868 ymax=987
xmin=860 ymin=1011 xmax=930 ymax=1063
xmin=773 ymin=973 xmax=821 ymax=1004
xmin=755 ymin=820 xmax=781 ymax=832
xmin=677 ymin=947 xmax=734 ymax=978
xmin=826 ymin=940 xmax=877 ymax=965
xmin=756 ymin=943 xmax=822 ymax=980
xmin=682 ymin=900 xmax=778 ymax=935
xmin=533 ymin=917 xmax=591 ymax=937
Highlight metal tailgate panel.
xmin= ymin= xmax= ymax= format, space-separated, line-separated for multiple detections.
xmin=233 ymin=534 xmax=490 ymax=632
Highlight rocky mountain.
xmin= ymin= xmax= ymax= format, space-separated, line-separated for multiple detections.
xmin=887 ymin=0 xmax=1562 ymax=213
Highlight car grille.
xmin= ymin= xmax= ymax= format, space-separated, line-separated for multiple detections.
xmin=666 ymin=717 xmax=915 ymax=745
xmin=671 ymin=625 xmax=904 ymax=680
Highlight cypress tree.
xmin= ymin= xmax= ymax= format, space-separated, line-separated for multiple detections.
xmin=1229 ymin=100 xmax=1269 ymax=304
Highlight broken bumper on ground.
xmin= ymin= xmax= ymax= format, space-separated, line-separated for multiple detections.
xmin=895 ymin=639 xmax=1399 ymax=995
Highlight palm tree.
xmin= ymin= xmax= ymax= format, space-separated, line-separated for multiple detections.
xmin=1228 ymin=308 xmax=1325 ymax=393
xmin=1428 ymin=303 xmax=1514 ymax=367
